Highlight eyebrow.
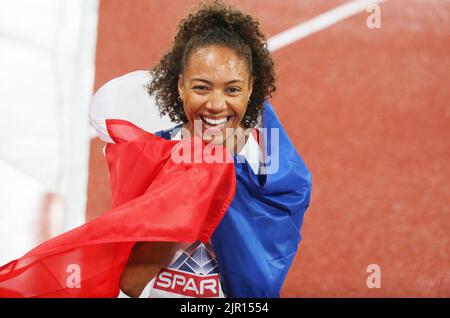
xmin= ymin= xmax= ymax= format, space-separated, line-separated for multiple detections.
xmin=190 ymin=78 xmax=245 ymax=85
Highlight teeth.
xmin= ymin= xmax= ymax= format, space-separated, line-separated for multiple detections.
xmin=202 ymin=116 xmax=228 ymax=126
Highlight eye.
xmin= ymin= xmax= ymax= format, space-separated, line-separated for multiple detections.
xmin=193 ymin=85 xmax=209 ymax=91
xmin=226 ymin=87 xmax=241 ymax=94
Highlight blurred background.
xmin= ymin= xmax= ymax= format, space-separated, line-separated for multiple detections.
xmin=0 ymin=0 xmax=449 ymax=297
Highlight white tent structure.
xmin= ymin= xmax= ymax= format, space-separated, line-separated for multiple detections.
xmin=0 ymin=0 xmax=98 ymax=265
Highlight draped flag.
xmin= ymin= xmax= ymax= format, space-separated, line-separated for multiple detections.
xmin=0 ymin=121 xmax=236 ymax=297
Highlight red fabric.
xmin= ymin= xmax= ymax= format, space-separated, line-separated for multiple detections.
xmin=0 ymin=120 xmax=236 ymax=298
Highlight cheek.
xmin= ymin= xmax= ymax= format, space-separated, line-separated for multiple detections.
xmin=183 ymin=97 xmax=201 ymax=118
xmin=235 ymin=102 xmax=248 ymax=120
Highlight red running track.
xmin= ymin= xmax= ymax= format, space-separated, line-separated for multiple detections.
xmin=87 ymin=0 xmax=450 ymax=297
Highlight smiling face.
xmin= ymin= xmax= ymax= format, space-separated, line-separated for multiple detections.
xmin=178 ymin=45 xmax=253 ymax=145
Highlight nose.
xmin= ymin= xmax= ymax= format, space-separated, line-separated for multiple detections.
xmin=205 ymin=91 xmax=227 ymax=113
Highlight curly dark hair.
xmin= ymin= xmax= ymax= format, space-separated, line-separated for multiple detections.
xmin=146 ymin=0 xmax=276 ymax=128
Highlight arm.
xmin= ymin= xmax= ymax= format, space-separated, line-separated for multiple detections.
xmin=119 ymin=241 xmax=175 ymax=298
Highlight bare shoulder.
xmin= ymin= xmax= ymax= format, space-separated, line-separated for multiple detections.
xmin=119 ymin=241 xmax=175 ymax=297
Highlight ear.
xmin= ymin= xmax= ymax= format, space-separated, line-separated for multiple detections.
xmin=178 ymin=74 xmax=184 ymax=98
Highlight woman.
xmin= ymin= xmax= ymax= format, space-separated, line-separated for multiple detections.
xmin=120 ymin=2 xmax=311 ymax=298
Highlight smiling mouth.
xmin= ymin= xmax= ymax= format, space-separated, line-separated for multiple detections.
xmin=200 ymin=115 xmax=231 ymax=129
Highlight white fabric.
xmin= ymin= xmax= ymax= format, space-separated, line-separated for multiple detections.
xmin=89 ymin=70 xmax=173 ymax=143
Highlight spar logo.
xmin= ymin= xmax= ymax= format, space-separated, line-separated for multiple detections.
xmin=153 ymin=268 xmax=220 ymax=297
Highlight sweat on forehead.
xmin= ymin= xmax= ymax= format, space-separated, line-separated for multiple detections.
xmin=181 ymin=45 xmax=252 ymax=81
xmin=181 ymin=36 xmax=253 ymax=76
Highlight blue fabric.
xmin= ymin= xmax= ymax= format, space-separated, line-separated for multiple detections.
xmin=212 ymin=101 xmax=312 ymax=298
xmin=156 ymin=100 xmax=312 ymax=298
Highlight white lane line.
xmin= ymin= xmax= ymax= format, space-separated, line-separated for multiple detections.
xmin=268 ymin=0 xmax=385 ymax=52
